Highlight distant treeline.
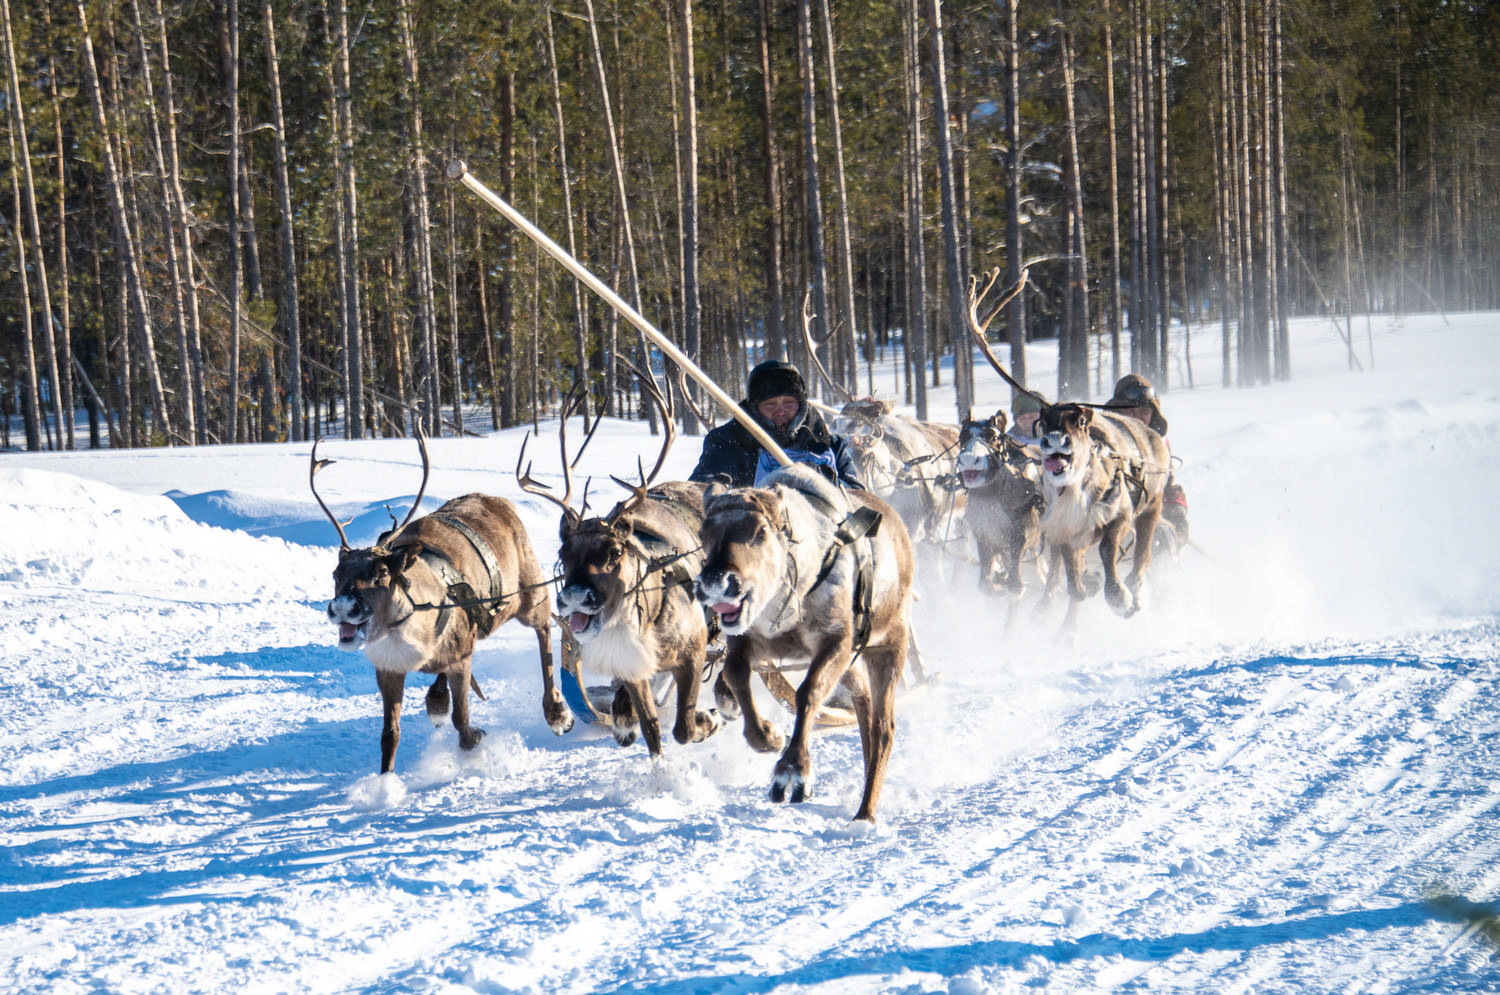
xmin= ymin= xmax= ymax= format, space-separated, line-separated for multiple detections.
xmin=2 ymin=0 xmax=1496 ymax=450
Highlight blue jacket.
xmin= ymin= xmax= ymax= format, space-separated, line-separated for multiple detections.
xmin=689 ymin=401 xmax=864 ymax=490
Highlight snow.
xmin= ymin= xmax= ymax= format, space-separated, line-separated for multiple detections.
xmin=2 ymin=311 xmax=1499 ymax=994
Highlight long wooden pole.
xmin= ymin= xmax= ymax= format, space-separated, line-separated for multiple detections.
xmin=448 ymin=159 xmax=791 ymax=467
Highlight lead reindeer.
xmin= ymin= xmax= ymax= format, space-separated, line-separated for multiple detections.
xmin=315 ymin=435 xmax=568 ymax=773
xmin=519 ymin=370 xmax=723 ymax=757
xmin=695 ymin=463 xmax=915 ymax=824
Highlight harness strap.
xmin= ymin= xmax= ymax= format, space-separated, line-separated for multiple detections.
xmin=426 ymin=513 xmax=509 ymax=636
xmin=806 ymin=505 xmax=883 ymax=658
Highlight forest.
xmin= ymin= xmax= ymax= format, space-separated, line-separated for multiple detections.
xmin=2 ymin=0 xmax=1497 ymax=451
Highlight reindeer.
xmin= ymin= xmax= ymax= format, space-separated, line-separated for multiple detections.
xmin=1034 ymin=402 xmax=1170 ymax=624
xmin=832 ymin=398 xmax=963 ymax=547
xmin=954 ymin=410 xmax=1045 ymax=596
xmin=695 ymin=462 xmax=915 ymax=824
xmin=314 ymin=434 xmax=567 ymax=773
xmin=519 ymin=370 xmax=723 ymax=757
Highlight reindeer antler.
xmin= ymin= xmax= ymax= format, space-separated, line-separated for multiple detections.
xmin=515 ymin=385 xmax=592 ymax=529
xmin=669 ymin=361 xmax=717 ymax=433
xmin=605 ymin=358 xmax=677 ymax=526
xmin=309 ymin=438 xmax=353 ymax=551
xmin=799 ymin=287 xmax=856 ymax=404
xmin=966 ymin=267 xmax=1042 ymax=403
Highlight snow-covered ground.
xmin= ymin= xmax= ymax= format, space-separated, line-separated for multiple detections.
xmin=2 ymin=312 xmax=1498 ymax=994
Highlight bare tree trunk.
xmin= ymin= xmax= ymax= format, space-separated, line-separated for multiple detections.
xmin=146 ymin=0 xmax=206 ymax=443
xmin=42 ymin=0 xmax=76 ymax=448
xmin=816 ymin=0 xmax=859 ymax=396
xmin=218 ymin=0 xmax=243 ymax=442
xmin=796 ymin=0 xmax=831 ymax=398
xmin=1104 ymin=1 xmax=1124 ymax=388
xmin=926 ymin=0 xmax=971 ymax=417
xmin=677 ymin=0 xmax=702 ymax=419
xmin=263 ymin=0 xmax=303 ymax=440
xmin=1004 ymin=0 xmax=1026 ymax=392
xmin=396 ymin=0 xmax=440 ymax=436
xmin=75 ymin=0 xmax=171 ymax=445
xmin=903 ymin=0 xmax=928 ymax=419
xmin=332 ymin=0 xmax=363 ymax=437
xmin=541 ymin=10 xmax=585 ymax=423
xmin=1058 ymin=19 xmax=1090 ymax=398
xmin=3 ymin=0 xmax=63 ymax=448
xmin=757 ymin=0 xmax=786 ymax=362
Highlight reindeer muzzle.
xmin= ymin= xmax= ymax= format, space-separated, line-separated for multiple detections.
xmin=557 ymin=583 xmax=603 ymax=640
xmin=695 ymin=569 xmax=748 ymax=629
xmin=327 ymin=592 xmax=372 ymax=649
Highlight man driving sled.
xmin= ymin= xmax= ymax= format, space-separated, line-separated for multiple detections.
xmin=689 ymin=360 xmax=864 ymax=490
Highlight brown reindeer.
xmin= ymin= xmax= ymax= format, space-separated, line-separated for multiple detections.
xmin=832 ymin=398 xmax=963 ymax=547
xmin=954 ymin=411 xmax=1045 ymax=596
xmin=315 ymin=435 xmax=567 ymax=773
xmin=519 ymin=370 xmax=723 ymax=757
xmin=695 ymin=463 xmax=915 ymax=824
xmin=1034 ymin=402 xmax=1170 ymax=624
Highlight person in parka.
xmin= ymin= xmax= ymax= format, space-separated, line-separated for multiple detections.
xmin=689 ymin=360 xmax=863 ymax=490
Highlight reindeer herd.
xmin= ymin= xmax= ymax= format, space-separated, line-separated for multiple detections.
xmin=313 ymin=275 xmax=1180 ymax=825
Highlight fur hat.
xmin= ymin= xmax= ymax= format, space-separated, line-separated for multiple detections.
xmin=1105 ymin=374 xmax=1167 ymax=435
xmin=1012 ymin=392 xmax=1045 ymax=417
xmin=746 ymin=360 xmax=807 ymax=407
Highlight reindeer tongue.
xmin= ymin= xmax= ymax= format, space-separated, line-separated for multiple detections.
xmin=339 ymin=623 xmax=359 ymax=642
xmin=569 ymin=612 xmax=592 ymax=634
xmin=1044 ymin=456 xmax=1068 ymax=474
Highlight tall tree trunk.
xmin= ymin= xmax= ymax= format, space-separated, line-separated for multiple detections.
xmin=3 ymin=0 xmax=63 ymax=448
xmin=816 ymin=0 xmax=859 ymax=396
xmin=263 ymin=0 xmax=303 ymax=440
xmin=1104 ymin=1 xmax=1124 ymax=388
xmin=148 ymin=0 xmax=206 ymax=443
xmin=677 ymin=0 xmax=702 ymax=417
xmin=219 ymin=0 xmax=243 ymax=442
xmin=42 ymin=0 xmax=76 ymax=448
xmin=1004 ymin=0 xmax=1026 ymax=393
xmin=128 ymin=0 xmax=196 ymax=444
xmin=926 ymin=0 xmax=971 ymax=417
xmin=796 ymin=0 xmax=831 ymax=395
xmin=333 ymin=0 xmax=363 ymax=437
xmin=1058 ymin=19 xmax=1089 ymax=398
xmin=757 ymin=0 xmax=786 ymax=362
xmin=396 ymin=0 xmax=440 ymax=436
xmin=903 ymin=0 xmax=927 ymax=419
xmin=544 ymin=7 xmax=586 ymax=418
xmin=75 ymin=0 xmax=172 ymax=445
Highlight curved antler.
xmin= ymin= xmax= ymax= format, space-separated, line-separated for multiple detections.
xmin=516 ymin=385 xmax=589 ymax=529
xmin=606 ymin=358 xmax=676 ymax=525
xmin=966 ymin=267 xmax=1042 ymax=403
xmin=394 ymin=430 xmax=432 ymax=536
xmin=670 ymin=361 xmax=717 ymax=433
xmin=799 ymin=287 xmax=856 ymax=404
xmin=309 ymin=438 xmax=352 ymax=551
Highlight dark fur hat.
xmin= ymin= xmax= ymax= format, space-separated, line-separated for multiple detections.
xmin=746 ymin=360 xmax=808 ymax=406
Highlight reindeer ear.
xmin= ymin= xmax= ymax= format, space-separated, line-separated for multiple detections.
xmin=1078 ymin=406 xmax=1093 ymax=428
xmin=704 ymin=476 xmax=731 ymax=508
xmin=993 ymin=410 xmax=1008 ymax=432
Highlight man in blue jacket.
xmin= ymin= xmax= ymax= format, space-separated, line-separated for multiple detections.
xmin=689 ymin=360 xmax=863 ymax=490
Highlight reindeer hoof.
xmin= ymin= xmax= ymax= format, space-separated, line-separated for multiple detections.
xmin=713 ymin=676 xmax=740 ymax=721
xmin=458 ymin=727 xmax=485 ymax=751
xmin=770 ymin=767 xmax=809 ymax=804
xmin=612 ymin=720 xmax=639 ymax=748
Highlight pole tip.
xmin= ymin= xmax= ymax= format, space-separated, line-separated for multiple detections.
xmin=445 ymin=159 xmax=467 ymax=181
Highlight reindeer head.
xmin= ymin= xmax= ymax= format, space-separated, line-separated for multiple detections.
xmin=955 ymin=412 xmax=1008 ymax=489
xmin=555 ymin=513 xmax=639 ymax=643
xmin=311 ymin=434 xmax=431 ymax=650
xmin=326 ymin=543 xmax=422 ymax=649
xmin=695 ymin=482 xmax=791 ymax=635
xmin=1036 ymin=402 xmax=1093 ymax=488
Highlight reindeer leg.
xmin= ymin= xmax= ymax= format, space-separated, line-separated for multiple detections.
xmin=538 ymin=616 xmax=575 ymax=736
xmin=1099 ymin=520 xmax=1136 ymax=617
xmin=375 ymin=669 xmax=407 ymax=774
xmin=1128 ymin=504 xmax=1163 ymax=594
xmin=772 ymin=634 xmax=852 ymax=805
xmin=852 ymin=641 xmax=902 ymax=824
xmin=449 ymin=659 xmax=486 ymax=751
xmin=672 ymin=642 xmax=722 ymax=745
xmin=610 ymin=685 xmax=640 ymax=748
xmin=626 ymin=679 xmax=665 ymax=757
xmin=425 ymin=673 xmax=451 ymax=724
xmin=725 ymin=637 xmax=782 ymax=754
